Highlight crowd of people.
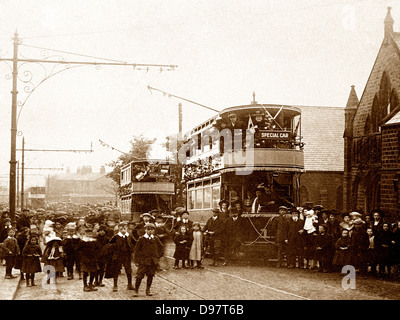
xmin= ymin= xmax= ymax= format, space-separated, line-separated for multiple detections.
xmin=260 ymin=205 xmax=400 ymax=278
xmin=170 ymin=202 xmax=400 ymax=280
xmin=0 ymin=200 xmax=399 ymax=299
xmin=0 ymin=204 xmax=164 ymax=297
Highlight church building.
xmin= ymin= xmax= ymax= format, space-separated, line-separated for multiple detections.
xmin=344 ymin=7 xmax=400 ymax=220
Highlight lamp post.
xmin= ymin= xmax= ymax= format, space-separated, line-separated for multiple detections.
xmin=1 ymin=32 xmax=177 ymax=222
xmin=9 ymin=31 xmax=19 ymax=221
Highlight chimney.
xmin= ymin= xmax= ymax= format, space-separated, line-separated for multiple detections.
xmin=384 ymin=7 xmax=394 ymax=42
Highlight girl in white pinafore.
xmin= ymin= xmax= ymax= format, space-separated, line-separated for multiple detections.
xmin=189 ymin=222 xmax=204 ymax=269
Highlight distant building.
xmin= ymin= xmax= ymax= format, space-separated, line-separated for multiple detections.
xmin=344 ymin=7 xmax=400 ymax=220
xmin=46 ymin=165 xmax=117 ymax=205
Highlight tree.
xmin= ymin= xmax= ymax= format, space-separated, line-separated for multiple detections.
xmin=107 ymin=134 xmax=156 ymax=185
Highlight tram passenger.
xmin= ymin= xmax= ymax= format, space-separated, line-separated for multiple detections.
xmin=218 ymin=200 xmax=229 ymax=221
xmin=271 ymin=206 xmax=289 ymax=268
xmin=229 ymin=200 xmax=244 ymax=217
xmin=243 ymin=190 xmax=254 ymax=213
xmin=251 ymin=186 xmax=264 ymax=213
xmin=203 ymin=207 xmax=225 ymax=267
xmin=173 ymin=211 xmax=193 ymax=234
xmin=226 ymin=113 xmax=245 ymax=132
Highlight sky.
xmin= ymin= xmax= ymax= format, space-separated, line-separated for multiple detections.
xmin=0 ymin=0 xmax=397 ymax=188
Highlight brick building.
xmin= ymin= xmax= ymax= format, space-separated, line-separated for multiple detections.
xmin=344 ymin=7 xmax=400 ymax=220
xmin=299 ymin=106 xmax=344 ymax=210
xmin=46 ymin=165 xmax=117 ymax=205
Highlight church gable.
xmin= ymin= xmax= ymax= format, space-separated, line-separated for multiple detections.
xmin=353 ymin=39 xmax=400 ymax=137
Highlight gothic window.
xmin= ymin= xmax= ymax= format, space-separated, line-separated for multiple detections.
xmin=390 ymin=89 xmax=399 ymax=113
xmin=364 ymin=115 xmax=372 ymax=135
xmin=379 ymin=71 xmax=391 ymax=119
xmin=371 ymin=94 xmax=380 ymax=133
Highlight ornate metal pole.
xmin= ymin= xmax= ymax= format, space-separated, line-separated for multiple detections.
xmin=21 ymin=136 xmax=25 ymax=211
xmin=9 ymin=31 xmax=19 ymax=222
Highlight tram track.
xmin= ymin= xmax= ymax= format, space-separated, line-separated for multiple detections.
xmin=163 ymin=255 xmax=310 ymax=300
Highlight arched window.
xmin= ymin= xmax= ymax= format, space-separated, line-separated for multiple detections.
xmin=379 ymin=71 xmax=391 ymax=118
xmin=390 ymin=89 xmax=399 ymax=113
xmin=371 ymin=94 xmax=380 ymax=132
xmin=364 ymin=115 xmax=373 ymax=135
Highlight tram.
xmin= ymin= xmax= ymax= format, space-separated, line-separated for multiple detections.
xmin=119 ymin=160 xmax=175 ymax=224
xmin=182 ymin=101 xmax=305 ymax=260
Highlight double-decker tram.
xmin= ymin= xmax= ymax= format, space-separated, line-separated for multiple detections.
xmin=119 ymin=160 xmax=175 ymax=223
xmin=182 ymin=101 xmax=304 ymax=260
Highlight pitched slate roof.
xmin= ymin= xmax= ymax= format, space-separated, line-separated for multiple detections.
xmin=297 ymin=105 xmax=345 ymax=172
xmin=384 ymin=108 xmax=400 ymax=125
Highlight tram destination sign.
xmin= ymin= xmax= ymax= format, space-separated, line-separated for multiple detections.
xmin=256 ymin=130 xmax=292 ymax=140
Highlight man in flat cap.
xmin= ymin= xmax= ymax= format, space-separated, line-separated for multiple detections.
xmin=271 ymin=206 xmax=289 ymax=268
xmin=203 ymin=207 xmax=225 ymax=266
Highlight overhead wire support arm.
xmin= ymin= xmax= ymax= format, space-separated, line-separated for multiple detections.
xmin=0 ymin=57 xmax=178 ymax=70
xmin=147 ymin=85 xmax=219 ymax=113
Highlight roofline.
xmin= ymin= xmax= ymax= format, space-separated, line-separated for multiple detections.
xmin=380 ymin=103 xmax=400 ymax=126
xmin=355 ymin=31 xmax=400 ymax=121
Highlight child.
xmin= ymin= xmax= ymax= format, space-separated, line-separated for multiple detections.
xmin=108 ymin=221 xmax=135 ymax=292
xmin=133 ymin=223 xmax=163 ymax=297
xmin=41 ymin=236 xmax=64 ymax=282
xmin=314 ymin=224 xmax=333 ymax=273
xmin=76 ymin=228 xmax=101 ymax=292
xmin=62 ymin=223 xmax=80 ymax=280
xmin=189 ymin=222 xmax=204 ymax=269
xmin=303 ymin=209 xmax=318 ymax=269
xmin=94 ymin=224 xmax=110 ymax=287
xmin=366 ymin=228 xmax=377 ymax=275
xmin=174 ymin=211 xmax=193 ymax=234
xmin=154 ymin=215 xmax=169 ymax=271
xmin=173 ymin=225 xmax=192 ymax=269
xmin=15 ymin=227 xmax=30 ymax=281
xmin=375 ymin=222 xmax=394 ymax=277
xmin=332 ymin=229 xmax=351 ymax=272
xmin=2 ymin=228 xmax=20 ymax=279
xmin=21 ymin=233 xmax=42 ymax=286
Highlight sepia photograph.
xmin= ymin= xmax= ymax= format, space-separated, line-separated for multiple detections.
xmin=0 ymin=0 xmax=399 ymax=310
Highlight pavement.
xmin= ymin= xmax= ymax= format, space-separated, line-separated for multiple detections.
xmin=0 ymin=264 xmax=22 ymax=300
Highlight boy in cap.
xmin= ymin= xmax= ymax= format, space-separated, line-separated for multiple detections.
xmin=3 ymin=228 xmax=20 ymax=279
xmin=133 ymin=223 xmax=163 ymax=297
xmin=109 ymin=221 xmax=135 ymax=292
